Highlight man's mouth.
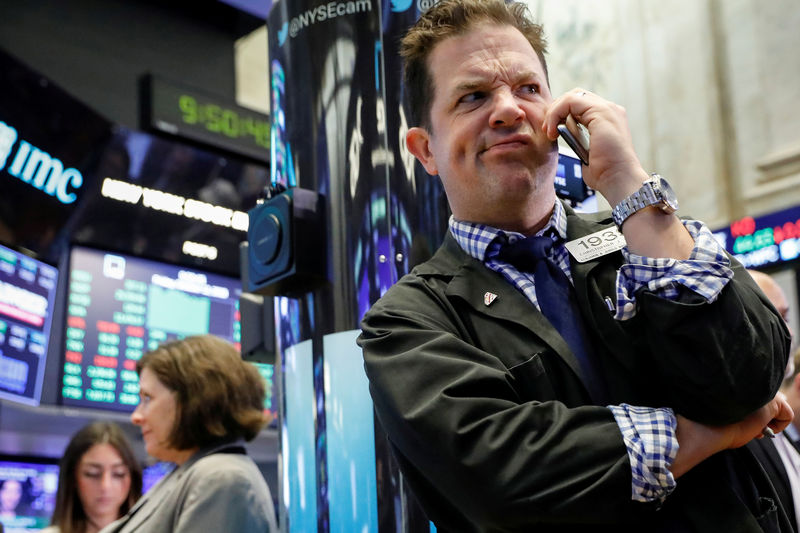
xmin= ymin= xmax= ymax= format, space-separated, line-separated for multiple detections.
xmin=481 ymin=134 xmax=530 ymax=154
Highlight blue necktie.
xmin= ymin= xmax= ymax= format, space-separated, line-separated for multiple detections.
xmin=497 ymin=236 xmax=608 ymax=403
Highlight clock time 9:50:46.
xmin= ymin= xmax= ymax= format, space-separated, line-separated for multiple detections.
xmin=178 ymin=94 xmax=269 ymax=149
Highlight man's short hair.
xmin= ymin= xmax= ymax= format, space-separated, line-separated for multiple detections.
xmin=137 ymin=334 xmax=268 ymax=449
xmin=400 ymin=0 xmax=549 ymax=127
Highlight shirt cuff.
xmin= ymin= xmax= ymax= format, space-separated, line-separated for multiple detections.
xmin=614 ymin=220 xmax=734 ymax=320
xmin=609 ymin=404 xmax=678 ymax=503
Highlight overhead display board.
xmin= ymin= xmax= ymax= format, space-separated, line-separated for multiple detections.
xmin=712 ymin=204 xmax=800 ymax=269
xmin=0 ymin=48 xmax=112 ymax=258
xmin=0 ymin=243 xmax=59 ymax=406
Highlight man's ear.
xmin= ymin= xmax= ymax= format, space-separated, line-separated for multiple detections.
xmin=406 ymin=126 xmax=438 ymax=176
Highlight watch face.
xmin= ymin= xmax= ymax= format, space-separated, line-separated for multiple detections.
xmin=654 ymin=174 xmax=679 ymax=212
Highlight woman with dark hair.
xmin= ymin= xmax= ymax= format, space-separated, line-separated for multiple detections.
xmin=45 ymin=422 xmax=142 ymax=533
xmin=101 ymin=334 xmax=276 ymax=532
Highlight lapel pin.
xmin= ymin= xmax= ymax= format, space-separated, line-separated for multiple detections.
xmin=484 ymin=292 xmax=498 ymax=306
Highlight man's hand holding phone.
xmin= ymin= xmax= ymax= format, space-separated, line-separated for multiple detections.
xmin=544 ymin=88 xmax=695 ymax=260
xmin=543 ymin=88 xmax=650 ymax=208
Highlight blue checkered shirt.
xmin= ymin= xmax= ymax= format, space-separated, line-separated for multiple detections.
xmin=450 ymin=200 xmax=734 ymax=502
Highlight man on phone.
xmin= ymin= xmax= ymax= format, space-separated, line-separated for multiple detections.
xmin=358 ymin=1 xmax=793 ymax=531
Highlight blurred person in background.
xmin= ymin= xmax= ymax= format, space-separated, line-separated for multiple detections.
xmin=782 ymin=348 xmax=800 ymax=441
xmin=0 ymin=480 xmax=23 ymax=521
xmin=101 ymin=334 xmax=277 ymax=532
xmin=747 ymin=270 xmax=799 ymax=530
xmin=45 ymin=421 xmax=142 ymax=533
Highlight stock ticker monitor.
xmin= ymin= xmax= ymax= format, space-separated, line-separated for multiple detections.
xmin=0 ymin=455 xmax=60 ymax=532
xmin=0 ymin=243 xmax=59 ymax=406
xmin=555 ymin=149 xmax=594 ymax=208
xmin=60 ymin=245 xmax=245 ymax=412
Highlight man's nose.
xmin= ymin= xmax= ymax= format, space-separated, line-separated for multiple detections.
xmin=489 ymin=90 xmax=525 ymax=127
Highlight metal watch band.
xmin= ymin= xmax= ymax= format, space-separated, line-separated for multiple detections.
xmin=611 ymin=173 xmax=678 ymax=227
xmin=611 ymin=176 xmax=667 ymax=227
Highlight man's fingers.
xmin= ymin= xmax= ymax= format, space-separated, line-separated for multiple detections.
xmin=765 ymin=393 xmax=794 ymax=434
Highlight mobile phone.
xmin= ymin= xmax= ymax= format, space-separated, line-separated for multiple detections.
xmin=557 ymin=114 xmax=590 ymax=166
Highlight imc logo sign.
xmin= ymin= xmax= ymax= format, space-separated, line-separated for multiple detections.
xmin=0 ymin=120 xmax=85 ymax=205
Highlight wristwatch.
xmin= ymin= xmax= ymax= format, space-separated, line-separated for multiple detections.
xmin=611 ymin=173 xmax=679 ymax=228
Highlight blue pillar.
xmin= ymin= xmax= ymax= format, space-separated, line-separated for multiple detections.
xmin=267 ymin=1 xmax=448 ymax=531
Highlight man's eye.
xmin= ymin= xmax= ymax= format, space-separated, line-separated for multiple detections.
xmin=520 ymin=84 xmax=538 ymax=95
xmin=459 ymin=91 xmax=485 ymax=104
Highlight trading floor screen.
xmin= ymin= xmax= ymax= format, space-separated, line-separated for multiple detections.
xmin=61 ymin=245 xmax=242 ymax=412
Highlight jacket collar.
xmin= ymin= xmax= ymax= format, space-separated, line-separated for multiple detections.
xmin=103 ymin=440 xmax=247 ymax=532
xmin=422 ymin=231 xmax=584 ymax=378
xmin=418 ymin=206 xmax=622 ymax=383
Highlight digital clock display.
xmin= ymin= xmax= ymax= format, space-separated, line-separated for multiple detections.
xmin=140 ymin=74 xmax=270 ymax=162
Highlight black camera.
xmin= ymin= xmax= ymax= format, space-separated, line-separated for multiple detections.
xmin=242 ymin=187 xmax=327 ymax=296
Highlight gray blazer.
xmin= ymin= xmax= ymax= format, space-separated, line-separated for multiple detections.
xmin=102 ymin=442 xmax=276 ymax=533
